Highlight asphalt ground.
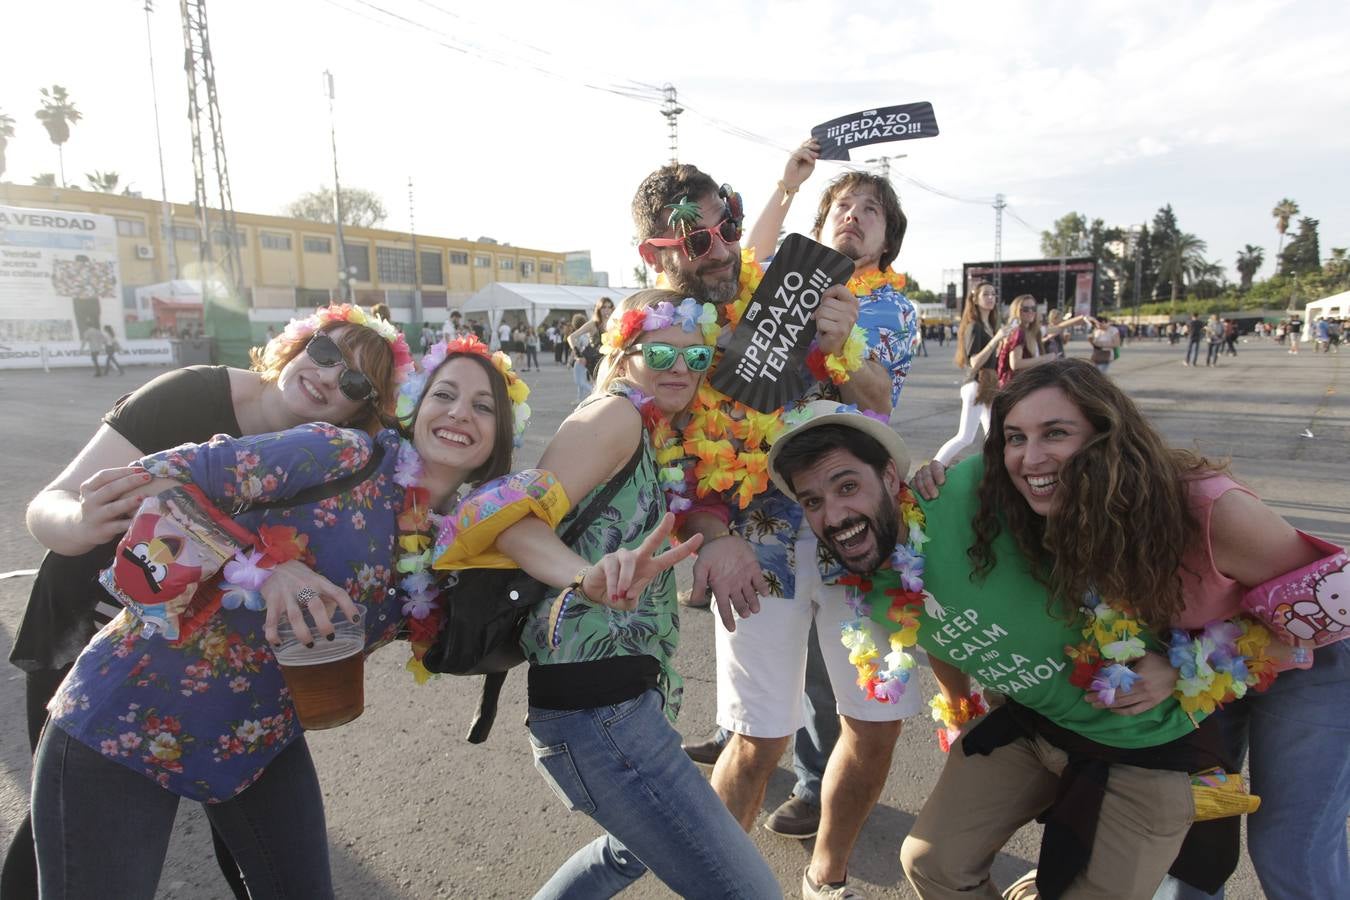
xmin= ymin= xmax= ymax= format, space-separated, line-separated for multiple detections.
xmin=1 ymin=335 xmax=1345 ymax=898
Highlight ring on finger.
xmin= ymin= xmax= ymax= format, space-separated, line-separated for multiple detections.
xmin=295 ymin=586 xmax=319 ymax=609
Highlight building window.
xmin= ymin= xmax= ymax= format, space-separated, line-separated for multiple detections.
xmin=303 ymin=236 xmax=332 ymax=254
xmin=449 ymin=251 xmax=469 ymax=266
xmin=260 ymin=232 xmax=292 ymax=251
xmin=116 ymin=218 xmax=146 ymax=237
xmin=474 ymin=255 xmax=491 ymax=268
xmin=420 ymin=250 xmax=444 ymax=285
xmin=499 ymin=258 xmax=514 ymax=271
xmin=172 ymin=223 xmax=200 ymax=242
xmin=342 ymin=242 xmax=370 ymax=281
xmin=520 ymin=260 xmax=535 ymax=278
xmin=211 ymin=227 xmax=246 ymax=247
xmin=540 ymin=261 xmax=554 ymax=274
xmin=297 ymin=287 xmax=332 ymax=308
xmin=376 ymin=246 xmax=416 ymax=283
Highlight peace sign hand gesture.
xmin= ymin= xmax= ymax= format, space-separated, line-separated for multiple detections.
xmin=581 ymin=513 xmax=704 ymax=611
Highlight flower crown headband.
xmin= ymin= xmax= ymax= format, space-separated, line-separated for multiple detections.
xmin=282 ymin=303 xmax=415 ymax=385
xmin=599 ymin=297 xmax=720 ymax=354
xmin=395 ymin=334 xmax=532 ymax=447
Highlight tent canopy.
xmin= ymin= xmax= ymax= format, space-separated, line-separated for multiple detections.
xmin=133 ymin=279 xmax=232 ymax=304
xmin=458 ymin=283 xmax=634 ymax=335
xmin=1301 ymin=290 xmax=1349 ymax=341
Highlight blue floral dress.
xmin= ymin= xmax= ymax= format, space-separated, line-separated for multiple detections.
xmin=48 ymin=424 xmax=406 ymax=803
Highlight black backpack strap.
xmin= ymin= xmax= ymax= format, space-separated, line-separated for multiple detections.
xmin=246 ymin=442 xmax=386 ymax=512
xmin=558 ymin=441 xmax=645 ymax=547
xmin=467 ymin=440 xmax=645 ymax=743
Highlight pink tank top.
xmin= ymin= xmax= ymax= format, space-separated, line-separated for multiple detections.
xmin=1173 ymin=473 xmax=1256 ymax=629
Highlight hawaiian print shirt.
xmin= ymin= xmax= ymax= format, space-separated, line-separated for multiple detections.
xmin=520 ymin=385 xmax=683 ymax=721
xmin=730 ymin=281 xmax=917 ymax=598
xmin=48 ymin=425 xmax=406 ymax=803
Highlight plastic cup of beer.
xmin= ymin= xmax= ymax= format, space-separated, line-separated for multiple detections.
xmin=273 ymin=603 xmax=367 ymax=730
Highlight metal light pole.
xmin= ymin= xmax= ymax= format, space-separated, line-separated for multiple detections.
xmin=324 ymin=71 xmax=350 ymax=301
xmin=1131 ymin=226 xmax=1144 ymax=328
xmin=864 ymin=154 xmax=907 ymax=180
xmin=142 ymin=1 xmax=179 ymax=285
xmin=409 ymin=176 xmax=422 ymax=330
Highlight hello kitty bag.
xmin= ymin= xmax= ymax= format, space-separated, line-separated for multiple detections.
xmin=1242 ymin=532 xmax=1349 ymax=648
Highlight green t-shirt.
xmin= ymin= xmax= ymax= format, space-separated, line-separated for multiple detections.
xmin=916 ymin=457 xmax=1194 ymax=749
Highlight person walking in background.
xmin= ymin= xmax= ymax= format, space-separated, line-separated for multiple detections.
xmin=79 ymin=323 xmax=107 ymax=377
xmin=1205 ymin=314 xmax=1225 ymax=366
xmin=524 ymin=324 xmax=541 ymax=372
xmin=1314 ymin=317 xmax=1330 ymax=353
xmin=101 ymin=325 xmax=125 ymax=376
xmin=934 ymin=282 xmax=1010 ymax=465
xmin=1184 ymin=313 xmax=1204 ymax=366
xmin=1090 ymin=315 xmax=1122 ymax=374
xmin=1224 ymin=318 xmax=1239 ymax=357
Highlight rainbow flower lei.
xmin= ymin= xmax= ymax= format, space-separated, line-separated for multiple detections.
xmin=395 ymin=335 xmax=531 ymax=447
xmin=838 ymin=485 xmax=929 ymax=703
xmin=282 ymin=303 xmax=414 ymax=386
xmin=1065 ymin=595 xmax=1278 ymax=721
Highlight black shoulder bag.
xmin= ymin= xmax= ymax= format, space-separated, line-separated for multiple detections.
xmin=421 ymin=441 xmax=646 ymax=743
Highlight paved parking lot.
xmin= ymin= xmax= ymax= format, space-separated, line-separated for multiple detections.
xmin=1 ymin=336 xmax=1344 ymax=897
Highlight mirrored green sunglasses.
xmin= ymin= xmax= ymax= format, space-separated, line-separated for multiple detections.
xmin=624 ymin=342 xmax=713 ymax=372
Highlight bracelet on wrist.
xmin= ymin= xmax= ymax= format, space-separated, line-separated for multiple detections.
xmin=777 ymin=179 xmax=799 ymax=207
xmin=701 ymin=530 xmax=732 ymax=547
xmin=548 ymin=569 xmax=591 ymax=650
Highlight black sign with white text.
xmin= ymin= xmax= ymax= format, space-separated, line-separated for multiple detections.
xmin=810 ymin=102 xmax=940 ymax=160
xmin=709 ymin=234 xmax=854 ymax=412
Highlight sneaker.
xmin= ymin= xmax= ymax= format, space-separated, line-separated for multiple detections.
xmin=765 ymin=794 xmax=821 ymax=839
xmin=681 ymin=733 xmax=725 ymax=766
xmin=801 ymin=866 xmax=863 ymax=899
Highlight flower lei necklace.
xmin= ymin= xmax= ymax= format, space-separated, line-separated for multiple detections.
xmin=801 ymin=270 xmax=904 ymax=386
xmin=1065 ymin=594 xmax=1278 ymax=721
xmin=838 ymin=484 xmax=929 ymax=703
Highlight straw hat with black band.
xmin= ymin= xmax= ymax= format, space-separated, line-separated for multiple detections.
xmin=766 ymin=400 xmax=911 ymax=501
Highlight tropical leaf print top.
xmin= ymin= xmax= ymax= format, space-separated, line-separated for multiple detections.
xmin=519 ymin=385 xmax=683 ymax=721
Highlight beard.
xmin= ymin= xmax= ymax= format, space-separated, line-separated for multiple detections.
xmin=664 ymin=252 xmax=742 ymax=304
xmin=821 ymin=494 xmax=901 ymax=575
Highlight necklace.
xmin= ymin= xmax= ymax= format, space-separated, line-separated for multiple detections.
xmin=838 ymin=485 xmax=929 ymax=703
xmin=390 ymin=438 xmax=449 ymax=684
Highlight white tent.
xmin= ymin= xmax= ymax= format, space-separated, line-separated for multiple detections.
xmin=458 ymin=283 xmax=634 ymax=340
xmin=1301 ymin=290 xmax=1350 ymax=341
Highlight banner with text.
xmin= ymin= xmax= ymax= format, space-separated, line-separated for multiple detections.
xmin=0 ymin=205 xmax=123 ymax=345
xmin=709 ymin=234 xmax=854 ymax=412
xmin=811 ymin=102 xmax=940 ymax=161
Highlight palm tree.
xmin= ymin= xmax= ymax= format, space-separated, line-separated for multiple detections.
xmin=85 ymin=170 xmax=120 ymax=193
xmin=1235 ymin=244 xmax=1265 ymax=292
xmin=34 ymin=85 xmax=81 ymax=187
xmin=0 ymin=111 xmax=14 ymax=182
xmin=32 ymin=173 xmax=57 ymax=186
xmin=1272 ymin=198 xmax=1299 ymax=260
xmin=1158 ymin=232 xmax=1208 ymax=309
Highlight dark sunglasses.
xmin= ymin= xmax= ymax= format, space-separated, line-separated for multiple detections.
xmin=304 ymin=332 xmax=378 ymax=402
xmin=624 ymin=342 xmax=713 ymax=372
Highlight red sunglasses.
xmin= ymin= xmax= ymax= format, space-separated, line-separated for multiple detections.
xmin=642 ymin=184 xmax=745 ymax=261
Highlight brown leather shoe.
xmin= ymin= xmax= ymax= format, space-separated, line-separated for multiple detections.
xmin=765 ymin=794 xmax=821 ymax=840
xmin=681 ymin=733 xmax=725 ymax=766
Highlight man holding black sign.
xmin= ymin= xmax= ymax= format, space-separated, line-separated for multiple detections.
xmin=633 ymin=153 xmax=919 ymax=898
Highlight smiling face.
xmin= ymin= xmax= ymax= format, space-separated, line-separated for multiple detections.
xmin=819 ymin=184 xmax=887 ymax=273
xmin=619 ymin=323 xmax=706 ymax=416
xmin=792 ymin=448 xmax=902 ymax=574
xmin=275 ymin=324 xmax=370 ymax=425
xmin=413 ymin=356 xmax=498 ymax=488
xmin=652 ymin=193 xmax=742 ymax=304
xmin=1002 ymin=386 xmax=1096 ymax=517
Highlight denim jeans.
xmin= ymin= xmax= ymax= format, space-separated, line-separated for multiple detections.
xmin=1153 ymin=641 xmax=1350 ymax=900
xmin=529 ymin=690 xmax=781 ymax=899
xmin=1186 ymin=340 xmax=1202 ymax=365
xmin=32 ymin=725 xmax=334 ymax=900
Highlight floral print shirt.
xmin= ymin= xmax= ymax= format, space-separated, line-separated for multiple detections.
xmin=519 ymin=385 xmax=683 ymax=721
xmin=730 ymin=283 xmax=916 ymax=598
xmin=48 ymin=424 xmax=406 ymax=803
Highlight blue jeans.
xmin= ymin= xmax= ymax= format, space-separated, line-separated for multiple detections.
xmin=1154 ymin=641 xmax=1350 ymax=900
xmin=1186 ymin=340 xmax=1202 ymax=365
xmin=32 ymin=725 xmax=333 ymax=900
xmin=529 ymin=690 xmax=780 ymax=899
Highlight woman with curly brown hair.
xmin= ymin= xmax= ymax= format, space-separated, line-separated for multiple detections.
xmin=901 ymin=359 xmax=1345 ymax=899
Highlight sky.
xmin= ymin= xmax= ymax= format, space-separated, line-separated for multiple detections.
xmin=3 ymin=0 xmax=1347 ymax=296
